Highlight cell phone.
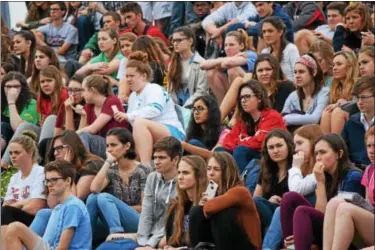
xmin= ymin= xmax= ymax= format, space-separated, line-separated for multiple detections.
xmin=205 ymin=180 xmax=218 ymax=200
xmin=111 ymin=105 xmax=119 ymax=114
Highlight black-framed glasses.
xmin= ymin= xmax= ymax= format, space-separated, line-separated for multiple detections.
xmin=192 ymin=106 xmax=206 ymax=113
xmin=353 ymin=95 xmax=374 ymax=101
xmin=239 ymin=94 xmax=257 ymax=101
xmin=68 ymin=88 xmax=83 ymax=94
xmin=172 ymin=38 xmax=188 ymax=44
xmin=53 ymin=145 xmax=68 ymax=153
xmin=44 ymin=177 xmax=65 ymax=186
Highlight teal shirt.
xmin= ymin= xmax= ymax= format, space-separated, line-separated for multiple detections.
xmin=3 ymin=99 xmax=39 ymax=125
xmin=89 ymin=51 xmax=124 ymax=79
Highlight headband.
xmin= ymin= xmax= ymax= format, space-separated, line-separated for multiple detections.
xmin=296 ymin=55 xmax=318 ymax=73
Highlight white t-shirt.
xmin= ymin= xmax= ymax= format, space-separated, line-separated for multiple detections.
xmin=117 ymin=57 xmax=127 ymax=80
xmin=4 ymin=164 xmax=46 ymax=202
xmin=261 ymin=43 xmax=300 ymax=83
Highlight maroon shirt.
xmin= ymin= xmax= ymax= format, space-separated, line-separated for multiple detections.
xmin=84 ymin=95 xmax=129 ymax=137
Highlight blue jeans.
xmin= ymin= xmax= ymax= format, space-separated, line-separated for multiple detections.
xmin=77 ymin=15 xmax=95 ymax=51
xmin=86 ymin=193 xmax=139 ymax=234
xmin=262 ymin=207 xmax=283 ymax=250
xmin=30 ymin=208 xmax=52 ymax=236
xmin=188 ymin=139 xmax=208 ymax=149
xmin=254 ymin=196 xmax=279 ymax=237
xmin=233 ymin=146 xmax=261 ymax=173
xmin=79 ymin=132 xmax=107 ymax=160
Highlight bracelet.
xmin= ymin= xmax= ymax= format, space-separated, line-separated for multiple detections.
xmin=8 ymin=103 xmax=16 ymax=105
xmin=105 ymin=159 xmax=113 ymax=165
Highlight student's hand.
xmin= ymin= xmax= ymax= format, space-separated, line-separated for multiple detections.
xmin=64 ymin=96 xmax=74 ymax=110
xmin=292 ymin=151 xmax=305 ymax=169
xmin=105 ymin=151 xmax=116 ymax=164
xmin=16 ymin=21 xmax=27 ymax=28
xmin=39 ymin=17 xmax=51 ymax=25
xmin=337 ymin=98 xmax=348 ymax=106
xmin=81 ymin=49 xmax=93 ymax=60
xmin=114 ymin=111 xmax=127 ymax=122
xmin=313 ymin=161 xmax=325 ymax=184
xmin=361 ymin=31 xmax=374 ymax=46
xmin=63 ymin=147 xmax=74 ymax=163
xmin=269 ymin=195 xmax=282 ymax=204
xmin=335 ymin=23 xmax=347 ymax=29
xmin=324 ymin=103 xmax=339 ymax=113
xmin=244 ymin=21 xmax=256 ymax=29
xmin=284 ymin=235 xmax=294 ymax=248
xmin=341 ymin=45 xmax=353 ymax=52
xmin=72 ymin=104 xmax=86 ymax=116
xmin=6 ymin=88 xmax=20 ymax=103
xmin=199 ymin=192 xmax=208 ymax=206
xmin=135 ymin=247 xmax=155 ymax=250
xmin=236 ymin=51 xmax=250 ymax=58
xmin=90 ymin=62 xmax=108 ymax=71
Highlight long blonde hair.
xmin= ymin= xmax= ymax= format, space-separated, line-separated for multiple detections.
xmin=330 ymin=51 xmax=358 ymax=103
xmin=166 ymin=155 xmax=207 ymax=246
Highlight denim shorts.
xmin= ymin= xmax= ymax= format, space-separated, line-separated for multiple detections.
xmin=165 ymin=124 xmax=185 ymax=141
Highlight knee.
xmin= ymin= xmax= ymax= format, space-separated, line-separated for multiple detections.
xmin=294 ymin=205 xmax=312 ymax=218
xmin=295 ymin=29 xmax=313 ymax=43
xmin=332 ymin=107 xmax=347 ymax=118
xmin=281 ymin=191 xmax=302 ymax=206
xmin=97 ymin=193 xmax=114 ymax=206
xmin=189 ymin=205 xmax=205 ymax=221
xmin=43 ymin=115 xmax=57 ymax=125
xmin=211 ymin=207 xmax=237 ymax=225
xmin=326 ymin=197 xmax=346 ymax=213
xmin=86 ymin=193 xmax=99 ymax=206
xmin=6 ymin=221 xmax=23 ymax=236
xmin=336 ymin=202 xmax=355 ymax=217
xmin=79 ymin=132 xmax=91 ymax=141
xmin=77 ymin=15 xmax=90 ymax=25
xmin=233 ymin=146 xmax=249 ymax=156
xmin=206 ymin=69 xmax=217 ymax=81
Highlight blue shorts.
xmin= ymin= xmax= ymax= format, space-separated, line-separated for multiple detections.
xmin=165 ymin=124 xmax=185 ymax=141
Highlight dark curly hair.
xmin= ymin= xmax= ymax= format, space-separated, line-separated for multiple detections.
xmin=260 ymin=129 xmax=294 ymax=195
xmin=1 ymin=71 xmax=34 ymax=116
xmin=236 ymin=80 xmax=271 ymax=136
xmin=185 ymin=95 xmax=222 ymax=150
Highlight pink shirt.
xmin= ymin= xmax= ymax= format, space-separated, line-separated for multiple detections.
xmin=361 ymin=164 xmax=374 ymax=204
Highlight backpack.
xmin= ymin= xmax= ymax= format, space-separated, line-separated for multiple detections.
xmin=95 ymin=239 xmax=138 ymax=250
xmin=240 ymin=159 xmax=261 ymax=195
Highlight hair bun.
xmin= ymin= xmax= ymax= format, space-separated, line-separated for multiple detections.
xmin=128 ymin=51 xmax=148 ymax=64
xmin=22 ymin=130 xmax=38 ymax=142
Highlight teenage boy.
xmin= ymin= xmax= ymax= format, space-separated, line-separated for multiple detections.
xmin=342 ymin=75 xmax=375 ymax=166
xmin=33 ymin=2 xmax=78 ymax=62
xmin=3 ymin=160 xmax=92 ymax=250
xmin=120 ymin=2 xmax=169 ymax=45
xmin=135 ymin=137 xmax=183 ymax=250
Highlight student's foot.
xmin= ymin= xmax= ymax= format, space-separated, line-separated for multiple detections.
xmin=106 ymin=233 xmax=128 ymax=241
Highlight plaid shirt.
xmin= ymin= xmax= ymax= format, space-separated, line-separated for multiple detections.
xmin=81 ymin=2 xmax=127 ymax=12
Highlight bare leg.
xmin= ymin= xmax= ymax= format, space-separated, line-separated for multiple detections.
xmin=207 ymin=69 xmax=229 ymax=103
xmin=1 ymin=225 xmax=7 ymax=249
xmin=331 ymin=108 xmax=349 ymax=135
xmin=295 ymin=29 xmax=316 ymax=55
xmin=256 ymin=37 xmax=267 ymax=55
xmin=227 ymin=67 xmax=245 ymax=86
xmin=332 ymin=202 xmax=375 ymax=250
xmin=5 ymin=222 xmax=40 ymax=250
xmin=323 ymin=198 xmax=346 ymax=250
xmin=320 ymin=110 xmax=332 ymax=134
xmin=132 ymin=119 xmax=171 ymax=166
xmin=220 ymin=76 xmax=244 ymax=120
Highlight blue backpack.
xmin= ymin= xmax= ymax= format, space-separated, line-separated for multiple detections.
xmin=96 ymin=239 xmax=138 ymax=250
xmin=240 ymin=159 xmax=261 ymax=195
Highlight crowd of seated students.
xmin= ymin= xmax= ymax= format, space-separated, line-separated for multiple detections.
xmin=1 ymin=1 xmax=375 ymax=250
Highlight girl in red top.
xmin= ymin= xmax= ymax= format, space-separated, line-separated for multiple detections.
xmin=217 ymin=80 xmax=286 ymax=172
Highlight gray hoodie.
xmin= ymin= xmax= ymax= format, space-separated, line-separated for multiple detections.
xmin=137 ymin=171 xmax=177 ymax=247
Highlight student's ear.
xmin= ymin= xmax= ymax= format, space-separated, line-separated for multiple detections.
xmin=338 ymin=150 xmax=344 ymax=159
xmin=172 ymin=156 xmax=180 ymax=166
xmin=136 ymin=13 xmax=143 ymax=21
xmin=124 ymin=142 xmax=131 ymax=151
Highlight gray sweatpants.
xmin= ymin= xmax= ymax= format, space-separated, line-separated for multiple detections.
xmin=1 ymin=115 xmax=57 ymax=165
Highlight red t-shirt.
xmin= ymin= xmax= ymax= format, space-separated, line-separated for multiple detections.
xmin=83 ymin=95 xmax=129 ymax=137
xmin=37 ymin=88 xmax=69 ymax=123
xmin=121 ymin=24 xmax=168 ymax=45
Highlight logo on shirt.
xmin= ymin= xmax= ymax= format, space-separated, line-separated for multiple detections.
xmin=11 ymin=185 xmax=31 ymax=200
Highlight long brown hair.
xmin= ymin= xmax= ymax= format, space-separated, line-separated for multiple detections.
xmin=30 ymin=45 xmax=60 ymax=94
xmin=226 ymin=29 xmax=252 ymax=51
xmin=166 ymin=155 xmax=207 ymax=246
xmin=98 ymin=28 xmax=121 ymax=62
xmin=260 ymin=129 xmax=294 ymax=195
xmin=210 ymin=152 xmax=243 ymax=195
xmin=131 ymin=35 xmax=167 ymax=70
xmin=126 ymin=51 xmax=153 ymax=81
xmin=47 ymin=130 xmax=103 ymax=172
xmin=344 ymin=3 xmax=372 ymax=32
xmin=309 ymin=39 xmax=334 ymax=76
xmin=294 ymin=124 xmax=324 ymax=177
xmin=168 ymin=26 xmax=195 ymax=93
xmin=38 ymin=65 xmax=64 ymax=114
xmin=83 ymin=74 xmax=113 ymax=97
xmin=330 ymin=51 xmax=358 ymax=103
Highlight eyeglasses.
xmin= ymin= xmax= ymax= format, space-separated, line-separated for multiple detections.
xmin=353 ymin=95 xmax=374 ymax=101
xmin=4 ymin=85 xmax=21 ymax=89
xmin=172 ymin=38 xmax=188 ymax=44
xmin=239 ymin=94 xmax=257 ymax=101
xmin=192 ymin=106 xmax=206 ymax=113
xmin=44 ymin=177 xmax=65 ymax=186
xmin=53 ymin=145 xmax=68 ymax=153
xmin=68 ymin=88 xmax=83 ymax=94
xmin=50 ymin=8 xmax=61 ymax=12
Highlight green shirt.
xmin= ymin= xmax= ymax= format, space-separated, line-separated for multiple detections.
xmin=89 ymin=51 xmax=124 ymax=79
xmin=3 ymin=99 xmax=39 ymax=125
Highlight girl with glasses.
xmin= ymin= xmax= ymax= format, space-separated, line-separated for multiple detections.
xmin=1 ymin=72 xmax=38 ymax=168
xmin=168 ymin=26 xmax=208 ymax=108
xmin=216 ymin=80 xmax=286 ymax=172
xmin=1 ymin=131 xmax=46 ymax=249
xmin=182 ymin=95 xmax=221 ymax=159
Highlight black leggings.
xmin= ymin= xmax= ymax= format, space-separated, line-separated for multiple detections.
xmin=189 ymin=206 xmax=255 ymax=250
xmin=1 ymin=205 xmax=35 ymax=226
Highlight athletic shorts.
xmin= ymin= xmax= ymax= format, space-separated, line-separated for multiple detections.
xmin=165 ymin=124 xmax=185 ymax=141
xmin=33 ymin=235 xmax=50 ymax=250
xmin=137 ymin=2 xmax=172 ymax=21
